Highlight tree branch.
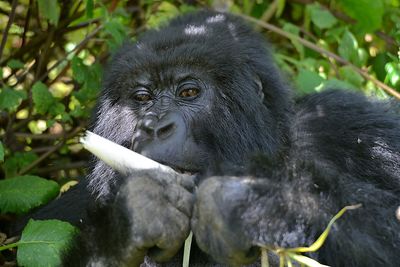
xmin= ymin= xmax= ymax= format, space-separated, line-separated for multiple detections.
xmin=240 ymin=14 xmax=400 ymax=100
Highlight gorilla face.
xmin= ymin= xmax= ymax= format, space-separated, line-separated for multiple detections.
xmin=125 ymin=67 xmax=215 ymax=173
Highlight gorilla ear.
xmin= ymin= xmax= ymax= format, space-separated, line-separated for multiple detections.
xmin=254 ymin=74 xmax=264 ymax=101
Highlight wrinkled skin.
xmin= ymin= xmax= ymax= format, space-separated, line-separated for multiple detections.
xmin=19 ymin=11 xmax=400 ymax=267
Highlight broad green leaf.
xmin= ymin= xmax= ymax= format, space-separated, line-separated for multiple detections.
xmin=0 ymin=175 xmax=59 ymax=214
xmin=0 ymin=141 xmax=4 ymax=162
xmin=295 ymin=69 xmax=324 ymax=94
xmin=338 ymin=30 xmax=358 ymax=62
xmin=32 ymin=82 xmax=55 ymax=114
xmin=7 ymin=59 xmax=24 ymax=69
xmin=338 ymin=0 xmax=384 ymax=33
xmin=17 ymin=219 xmax=78 ymax=267
xmin=309 ymin=4 xmax=337 ymax=29
xmin=3 ymin=152 xmax=38 ymax=178
xmin=37 ymin=0 xmax=60 ymax=26
xmin=0 ymin=87 xmax=27 ymax=112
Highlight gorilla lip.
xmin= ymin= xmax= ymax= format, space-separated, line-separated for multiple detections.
xmin=80 ymin=131 xmax=179 ymax=176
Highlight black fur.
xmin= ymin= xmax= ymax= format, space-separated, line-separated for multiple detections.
xmin=29 ymin=11 xmax=400 ymax=267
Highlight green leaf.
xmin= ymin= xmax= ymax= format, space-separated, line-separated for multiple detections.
xmin=385 ymin=62 xmax=400 ymax=87
xmin=0 ymin=87 xmax=27 ymax=112
xmin=339 ymin=66 xmax=364 ymax=88
xmin=295 ymin=69 xmax=324 ymax=94
xmin=319 ymin=78 xmax=358 ymax=91
xmin=104 ymin=20 xmax=127 ymax=46
xmin=338 ymin=0 xmax=384 ymax=33
xmin=146 ymin=2 xmax=180 ymax=29
xmin=71 ymin=56 xmax=87 ymax=83
xmin=32 ymin=82 xmax=56 ymax=114
xmin=3 ymin=151 xmax=38 ymax=178
xmin=338 ymin=30 xmax=358 ymax=62
xmin=37 ymin=0 xmax=60 ymax=26
xmin=0 ymin=141 xmax=4 ymax=162
xmin=282 ymin=23 xmax=304 ymax=58
xmin=7 ymin=59 xmax=24 ymax=69
xmin=86 ymin=0 xmax=94 ymax=19
xmin=17 ymin=219 xmax=78 ymax=267
xmin=308 ymin=4 xmax=338 ymax=29
xmin=276 ymin=0 xmax=286 ymax=18
xmin=0 ymin=175 xmax=59 ymax=214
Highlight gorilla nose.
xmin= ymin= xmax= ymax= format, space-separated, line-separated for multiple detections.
xmin=141 ymin=116 xmax=176 ymax=140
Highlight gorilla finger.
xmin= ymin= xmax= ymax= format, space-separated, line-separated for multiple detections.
xmin=165 ymin=183 xmax=195 ymax=216
xmin=150 ymin=207 xmax=190 ymax=262
xmin=123 ymin=247 xmax=147 ymax=267
xmin=175 ymin=173 xmax=197 ymax=192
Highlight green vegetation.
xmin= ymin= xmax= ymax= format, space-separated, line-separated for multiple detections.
xmin=0 ymin=0 xmax=399 ymax=266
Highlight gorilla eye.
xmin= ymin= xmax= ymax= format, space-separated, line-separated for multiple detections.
xmin=178 ymin=86 xmax=200 ymax=99
xmin=133 ymin=91 xmax=152 ymax=103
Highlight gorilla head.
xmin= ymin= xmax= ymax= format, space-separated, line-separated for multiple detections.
xmin=89 ymin=11 xmax=292 ymax=198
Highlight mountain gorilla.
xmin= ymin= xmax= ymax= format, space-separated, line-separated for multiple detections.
xmin=30 ymin=10 xmax=400 ymax=267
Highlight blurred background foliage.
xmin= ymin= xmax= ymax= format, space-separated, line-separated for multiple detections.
xmin=0 ymin=0 xmax=399 ymax=265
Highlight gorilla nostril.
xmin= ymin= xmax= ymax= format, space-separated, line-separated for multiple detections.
xmin=143 ymin=118 xmax=156 ymax=136
xmin=156 ymin=123 xmax=175 ymax=139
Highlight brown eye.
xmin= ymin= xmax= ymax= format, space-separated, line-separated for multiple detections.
xmin=179 ymin=87 xmax=200 ymax=98
xmin=133 ymin=92 xmax=152 ymax=102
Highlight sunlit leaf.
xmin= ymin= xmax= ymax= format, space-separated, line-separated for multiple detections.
xmin=17 ymin=219 xmax=78 ymax=267
xmin=385 ymin=62 xmax=400 ymax=86
xmin=0 ymin=175 xmax=59 ymax=214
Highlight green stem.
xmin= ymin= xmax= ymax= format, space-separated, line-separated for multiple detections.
xmin=0 ymin=242 xmax=19 ymax=251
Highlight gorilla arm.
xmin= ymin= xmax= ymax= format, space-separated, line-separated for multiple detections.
xmin=191 ymin=175 xmax=327 ymax=266
xmin=67 ymin=132 xmax=196 ymax=266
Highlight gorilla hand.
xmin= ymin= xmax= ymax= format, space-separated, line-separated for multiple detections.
xmin=114 ymin=170 xmax=195 ymax=266
xmin=192 ymin=176 xmax=320 ymax=266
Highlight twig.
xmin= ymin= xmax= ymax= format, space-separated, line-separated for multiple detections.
xmin=0 ymin=0 xmax=18 ymax=63
xmin=240 ymin=14 xmax=400 ymax=100
xmin=17 ymin=126 xmax=83 ymax=176
xmin=36 ymin=161 xmax=87 ymax=174
xmin=21 ymin=0 xmax=33 ymax=48
xmin=36 ymin=24 xmax=103 ymax=83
